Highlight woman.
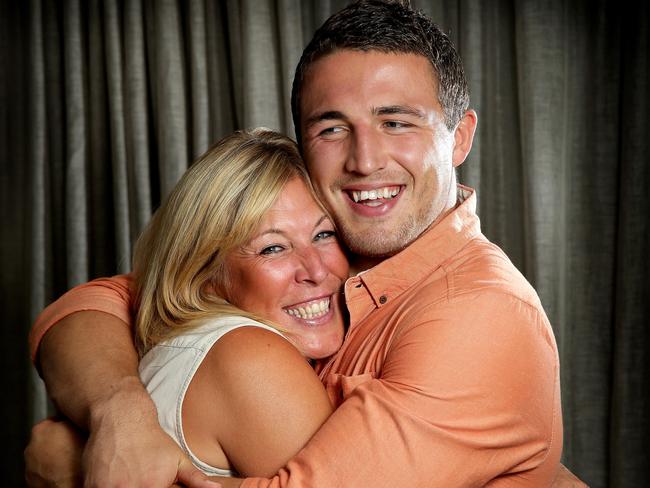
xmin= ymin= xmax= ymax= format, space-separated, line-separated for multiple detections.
xmin=131 ymin=128 xmax=349 ymax=477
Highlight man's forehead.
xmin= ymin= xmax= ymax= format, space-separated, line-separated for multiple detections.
xmin=305 ymin=48 xmax=433 ymax=73
xmin=301 ymin=50 xmax=437 ymax=89
xmin=299 ymin=50 xmax=440 ymax=116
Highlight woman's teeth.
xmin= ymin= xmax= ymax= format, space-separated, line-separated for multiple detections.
xmin=285 ymin=298 xmax=330 ymax=319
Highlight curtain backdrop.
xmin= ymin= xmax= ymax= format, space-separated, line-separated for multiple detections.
xmin=1 ymin=0 xmax=647 ymax=486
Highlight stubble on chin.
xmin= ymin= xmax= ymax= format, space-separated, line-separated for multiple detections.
xmin=337 ymin=213 xmax=419 ymax=259
xmin=336 ymin=194 xmax=447 ymax=260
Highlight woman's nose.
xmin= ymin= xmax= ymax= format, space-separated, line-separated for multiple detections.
xmin=295 ymin=247 xmax=328 ymax=284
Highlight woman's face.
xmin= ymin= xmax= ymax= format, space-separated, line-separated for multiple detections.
xmin=223 ymin=177 xmax=349 ymax=360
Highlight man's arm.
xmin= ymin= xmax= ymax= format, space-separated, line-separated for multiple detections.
xmin=28 ymin=277 xmax=216 ymax=488
xmin=39 ymin=311 xmax=187 ymax=487
xmin=39 ymin=310 xmax=142 ymax=429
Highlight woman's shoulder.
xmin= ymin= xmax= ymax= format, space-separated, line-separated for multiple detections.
xmin=139 ymin=314 xmax=288 ymax=381
xmin=187 ymin=318 xmax=318 ymax=429
xmin=162 ymin=314 xmax=285 ymax=351
xmin=205 ymin=322 xmax=305 ymax=377
xmin=184 ymin=318 xmax=330 ymax=478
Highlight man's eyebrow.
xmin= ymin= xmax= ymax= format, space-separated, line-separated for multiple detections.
xmin=304 ymin=110 xmax=346 ymax=128
xmin=373 ymin=105 xmax=426 ymax=118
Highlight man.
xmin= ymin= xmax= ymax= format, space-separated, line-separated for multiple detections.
xmin=26 ymin=1 xmax=574 ymax=486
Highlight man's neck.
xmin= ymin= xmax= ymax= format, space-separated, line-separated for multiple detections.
xmin=349 ymin=255 xmax=385 ymax=276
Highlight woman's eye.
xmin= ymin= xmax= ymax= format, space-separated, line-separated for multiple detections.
xmin=260 ymin=245 xmax=285 ymax=255
xmin=314 ymin=230 xmax=336 ymax=242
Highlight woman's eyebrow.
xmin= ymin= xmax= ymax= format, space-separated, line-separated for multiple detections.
xmin=312 ymin=214 xmax=330 ymax=230
xmin=253 ymin=215 xmax=330 ymax=239
xmin=256 ymin=228 xmax=286 ymax=238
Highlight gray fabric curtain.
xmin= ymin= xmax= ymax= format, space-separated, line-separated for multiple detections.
xmin=1 ymin=0 xmax=647 ymax=486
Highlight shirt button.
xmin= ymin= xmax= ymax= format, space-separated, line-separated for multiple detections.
xmin=379 ymin=295 xmax=387 ymax=304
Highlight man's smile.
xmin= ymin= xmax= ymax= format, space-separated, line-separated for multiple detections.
xmin=346 ymin=185 xmax=402 ymax=205
xmin=340 ymin=185 xmax=404 ymax=217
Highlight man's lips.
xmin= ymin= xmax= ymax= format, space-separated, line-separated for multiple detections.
xmin=346 ymin=185 xmax=401 ymax=204
xmin=342 ymin=185 xmax=404 ymax=214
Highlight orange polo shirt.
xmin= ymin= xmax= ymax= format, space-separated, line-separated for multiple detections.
xmin=29 ymin=187 xmax=563 ymax=487
xmin=243 ymin=187 xmax=562 ymax=487
xmin=29 ymin=274 xmax=134 ymax=362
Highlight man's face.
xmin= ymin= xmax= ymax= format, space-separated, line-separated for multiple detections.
xmin=300 ymin=50 xmax=465 ymax=261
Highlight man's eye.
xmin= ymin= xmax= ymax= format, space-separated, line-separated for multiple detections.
xmin=260 ymin=245 xmax=284 ymax=255
xmin=384 ymin=121 xmax=409 ymax=129
xmin=314 ymin=230 xmax=336 ymax=242
xmin=319 ymin=126 xmax=344 ymax=137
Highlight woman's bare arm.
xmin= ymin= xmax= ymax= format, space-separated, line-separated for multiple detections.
xmin=183 ymin=326 xmax=333 ymax=477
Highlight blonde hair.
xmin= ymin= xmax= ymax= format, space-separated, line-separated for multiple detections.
xmin=133 ymin=128 xmax=309 ymax=356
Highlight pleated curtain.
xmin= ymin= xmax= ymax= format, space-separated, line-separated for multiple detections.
xmin=0 ymin=1 xmax=647 ymax=486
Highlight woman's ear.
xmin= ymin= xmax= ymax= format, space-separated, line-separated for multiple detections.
xmin=205 ymin=263 xmax=230 ymax=302
xmin=452 ymin=110 xmax=477 ymax=168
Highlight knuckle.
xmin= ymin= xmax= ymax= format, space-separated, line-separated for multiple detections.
xmin=30 ymin=418 xmax=51 ymax=435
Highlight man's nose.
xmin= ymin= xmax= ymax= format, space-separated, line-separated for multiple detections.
xmin=345 ymin=126 xmax=386 ymax=175
xmin=295 ymin=247 xmax=328 ymax=285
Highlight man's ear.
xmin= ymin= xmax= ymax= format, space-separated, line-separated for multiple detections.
xmin=452 ymin=110 xmax=477 ymax=167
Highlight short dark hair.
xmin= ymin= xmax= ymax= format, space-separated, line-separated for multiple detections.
xmin=291 ymin=0 xmax=469 ymax=145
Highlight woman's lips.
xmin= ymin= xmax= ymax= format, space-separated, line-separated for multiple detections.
xmin=283 ymin=295 xmax=335 ymax=325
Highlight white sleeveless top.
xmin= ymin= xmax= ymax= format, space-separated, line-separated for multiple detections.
xmin=138 ymin=315 xmax=285 ymax=476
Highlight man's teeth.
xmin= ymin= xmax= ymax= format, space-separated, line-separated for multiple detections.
xmin=351 ymin=186 xmax=400 ymax=203
xmin=285 ymin=298 xmax=330 ymax=320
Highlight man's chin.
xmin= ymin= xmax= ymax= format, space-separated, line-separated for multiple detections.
xmin=341 ymin=229 xmax=408 ymax=260
xmin=339 ymin=211 xmax=434 ymax=261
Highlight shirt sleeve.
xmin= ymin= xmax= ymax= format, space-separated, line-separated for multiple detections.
xmin=29 ymin=274 xmax=135 ymax=364
xmin=241 ymin=292 xmax=562 ymax=487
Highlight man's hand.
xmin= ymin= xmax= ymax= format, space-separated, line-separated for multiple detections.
xmin=35 ymin=310 xmax=217 ymax=487
xmin=25 ymin=417 xmax=84 ymax=488
xmin=24 ymin=415 xmax=221 ymax=488
xmin=82 ymin=378 xmax=219 ymax=488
